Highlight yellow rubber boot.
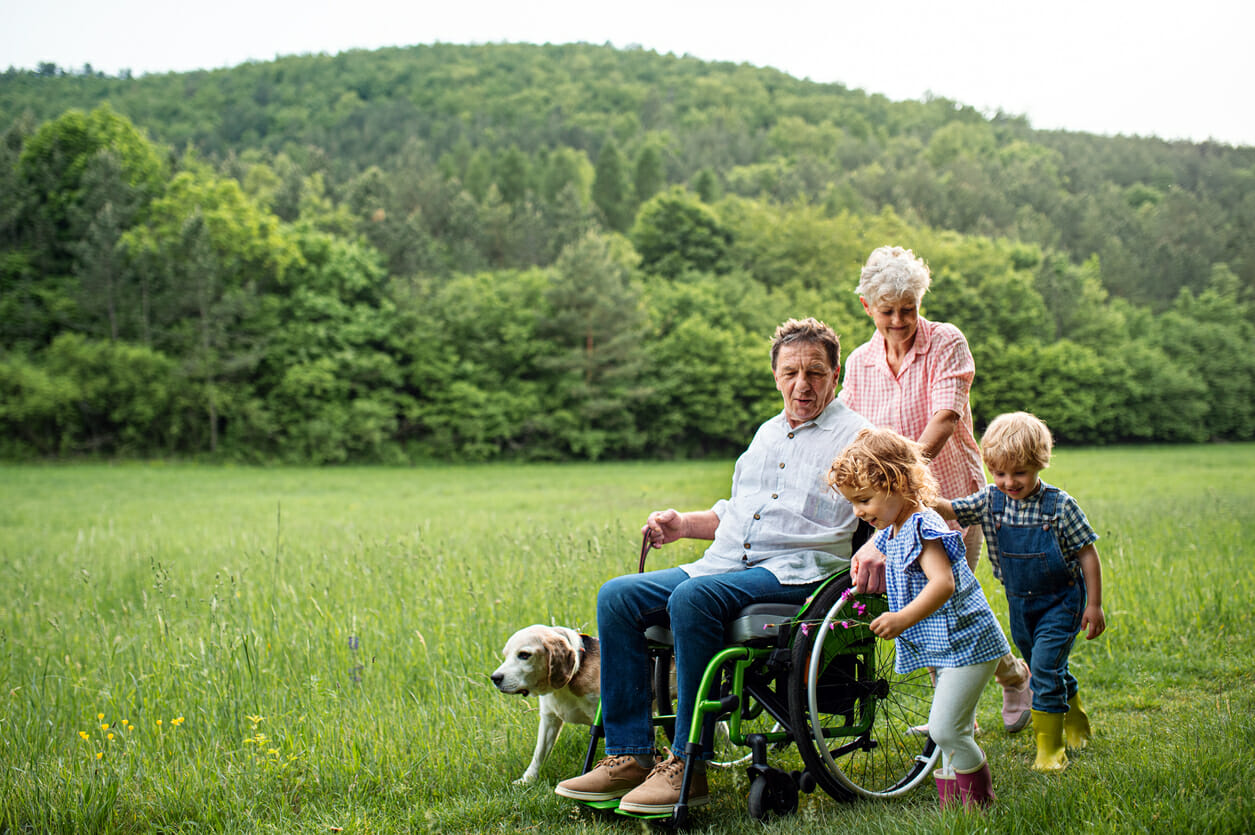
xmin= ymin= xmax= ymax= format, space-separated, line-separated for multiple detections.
xmin=1031 ymin=710 xmax=1068 ymax=772
xmin=1064 ymin=694 xmax=1092 ymax=750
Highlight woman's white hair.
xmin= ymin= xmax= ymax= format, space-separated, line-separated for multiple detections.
xmin=856 ymin=245 xmax=931 ymax=305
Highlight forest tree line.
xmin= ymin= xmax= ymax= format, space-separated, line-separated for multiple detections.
xmin=1 ymin=44 xmax=1253 ymax=461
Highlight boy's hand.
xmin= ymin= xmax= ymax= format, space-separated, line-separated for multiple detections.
xmin=1081 ymin=604 xmax=1106 ymax=639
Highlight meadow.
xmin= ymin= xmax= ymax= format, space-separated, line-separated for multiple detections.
xmin=1 ymin=446 xmax=1252 ymax=834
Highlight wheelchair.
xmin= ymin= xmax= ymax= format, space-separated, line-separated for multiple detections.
xmin=575 ymin=526 xmax=940 ymax=826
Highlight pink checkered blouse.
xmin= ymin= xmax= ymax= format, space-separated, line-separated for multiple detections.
xmin=838 ymin=317 xmax=985 ymax=510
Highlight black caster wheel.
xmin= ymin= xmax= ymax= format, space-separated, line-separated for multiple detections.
xmin=747 ymin=769 xmax=798 ymax=820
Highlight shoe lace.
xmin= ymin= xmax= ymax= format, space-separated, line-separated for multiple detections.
xmin=595 ymin=754 xmax=635 ymax=769
xmin=649 ymin=755 xmax=685 ymax=779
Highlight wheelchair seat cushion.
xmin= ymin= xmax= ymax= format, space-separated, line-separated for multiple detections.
xmin=644 ymin=601 xmax=805 ymax=648
xmin=727 ymin=602 xmax=804 ymax=644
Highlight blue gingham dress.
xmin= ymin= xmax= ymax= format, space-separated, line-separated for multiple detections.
xmin=878 ymin=509 xmax=1010 ymax=673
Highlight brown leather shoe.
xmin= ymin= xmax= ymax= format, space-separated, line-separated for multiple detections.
xmin=617 ymin=754 xmax=709 ymax=814
xmin=554 ymin=754 xmax=653 ymax=801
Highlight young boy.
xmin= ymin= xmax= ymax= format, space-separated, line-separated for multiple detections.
xmin=934 ymin=411 xmax=1106 ymax=772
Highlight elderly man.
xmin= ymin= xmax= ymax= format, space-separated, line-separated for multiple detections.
xmin=555 ymin=317 xmax=874 ymax=814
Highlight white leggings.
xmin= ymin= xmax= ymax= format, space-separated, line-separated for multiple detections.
xmin=930 ymin=659 xmax=998 ymax=773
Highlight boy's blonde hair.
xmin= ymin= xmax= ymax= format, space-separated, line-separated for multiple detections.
xmin=827 ymin=427 xmax=939 ymax=507
xmin=980 ymin=411 xmax=1053 ymax=470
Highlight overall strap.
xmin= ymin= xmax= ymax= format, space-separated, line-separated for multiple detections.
xmin=990 ymin=486 xmax=1006 ymax=517
xmin=1039 ymin=485 xmax=1060 ymax=519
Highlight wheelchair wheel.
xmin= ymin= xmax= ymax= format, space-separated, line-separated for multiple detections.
xmin=787 ymin=577 xmax=939 ymax=799
xmin=747 ymin=769 xmax=798 ymax=819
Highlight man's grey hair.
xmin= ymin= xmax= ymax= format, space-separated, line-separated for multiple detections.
xmin=770 ymin=318 xmax=841 ymax=371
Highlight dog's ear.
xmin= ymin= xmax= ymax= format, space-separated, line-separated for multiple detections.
xmin=544 ymin=631 xmax=577 ymax=689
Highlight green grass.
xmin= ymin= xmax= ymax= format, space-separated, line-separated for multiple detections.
xmin=1 ymin=447 xmax=1253 ymax=833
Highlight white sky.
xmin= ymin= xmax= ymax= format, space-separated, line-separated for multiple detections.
xmin=3 ymin=0 xmax=1253 ymax=147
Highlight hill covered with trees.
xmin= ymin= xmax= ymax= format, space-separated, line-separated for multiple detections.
xmin=2 ymin=42 xmax=1252 ymax=461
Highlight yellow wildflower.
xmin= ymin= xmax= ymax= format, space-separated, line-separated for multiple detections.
xmin=96 ymin=752 xmax=103 ymax=760
xmin=79 ymin=731 xmax=89 ymax=741
xmin=97 ymin=713 xmax=104 ymax=720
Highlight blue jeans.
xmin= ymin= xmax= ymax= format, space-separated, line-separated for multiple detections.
xmin=596 ymin=567 xmax=822 ymax=759
xmin=1007 ymin=581 xmax=1084 ymax=713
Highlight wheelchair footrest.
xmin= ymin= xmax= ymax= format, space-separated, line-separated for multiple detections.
xmin=576 ymin=798 xmax=622 ymax=812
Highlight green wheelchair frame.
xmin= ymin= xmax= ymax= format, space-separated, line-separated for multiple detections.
xmin=576 ymin=530 xmax=940 ymax=826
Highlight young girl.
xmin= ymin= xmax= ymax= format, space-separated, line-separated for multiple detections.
xmin=828 ymin=427 xmax=1009 ymax=809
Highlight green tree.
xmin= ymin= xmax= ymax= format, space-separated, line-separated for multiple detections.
xmin=68 ymin=149 xmax=139 ymax=341
xmin=631 ymin=187 xmax=732 ymax=279
xmin=539 ymin=231 xmax=648 ymax=458
xmin=120 ymin=161 xmax=302 ymax=452
xmin=632 ymin=144 xmax=666 ymax=206
xmin=496 ymin=145 xmax=531 ymax=205
xmin=592 ymin=139 xmax=633 ymax=232
xmin=250 ymin=230 xmax=408 ymax=462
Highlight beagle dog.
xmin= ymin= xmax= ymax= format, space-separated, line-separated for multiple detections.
xmin=491 ymin=624 xmax=600 ymax=784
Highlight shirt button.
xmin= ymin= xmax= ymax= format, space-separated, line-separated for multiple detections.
xmin=753 ymin=513 xmax=761 ymax=520
xmin=772 ymin=494 xmax=778 ymax=499
xmin=744 ymin=543 xmax=752 ymax=549
xmin=787 ymin=432 xmax=795 ymax=439
xmin=778 ymin=462 xmax=785 ymax=469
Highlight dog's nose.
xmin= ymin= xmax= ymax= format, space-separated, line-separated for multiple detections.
xmin=491 ymin=673 xmax=504 ymax=685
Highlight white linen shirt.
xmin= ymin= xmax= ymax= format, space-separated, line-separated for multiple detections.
xmin=682 ymin=399 xmax=870 ymax=585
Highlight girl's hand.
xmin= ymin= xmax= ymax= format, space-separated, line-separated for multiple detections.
xmin=1081 ymin=604 xmax=1106 ymax=639
xmin=869 ymin=611 xmax=907 ymax=640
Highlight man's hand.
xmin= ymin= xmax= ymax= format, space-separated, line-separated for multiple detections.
xmin=851 ymin=542 xmax=887 ymax=594
xmin=642 ymin=509 xmax=686 ymax=548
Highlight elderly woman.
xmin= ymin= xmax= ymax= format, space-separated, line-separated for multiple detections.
xmin=840 ymin=244 xmax=1032 ymax=733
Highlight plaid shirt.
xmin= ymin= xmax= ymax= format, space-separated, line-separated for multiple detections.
xmin=839 ymin=317 xmax=985 ymax=511
xmin=878 ymin=509 xmax=1010 ymax=673
xmin=950 ymin=481 xmax=1099 ymax=581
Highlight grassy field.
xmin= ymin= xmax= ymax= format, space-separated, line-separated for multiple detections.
xmin=1 ymin=446 xmax=1252 ymax=834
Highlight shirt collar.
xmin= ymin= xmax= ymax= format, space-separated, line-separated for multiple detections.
xmin=861 ymin=316 xmax=934 ymax=366
xmin=776 ymin=399 xmax=846 ymax=432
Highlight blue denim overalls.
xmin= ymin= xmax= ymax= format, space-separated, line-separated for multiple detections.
xmin=992 ymin=486 xmax=1085 ymax=714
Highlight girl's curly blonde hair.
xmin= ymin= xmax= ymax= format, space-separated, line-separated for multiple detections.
xmin=827 ymin=427 xmax=939 ymax=507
